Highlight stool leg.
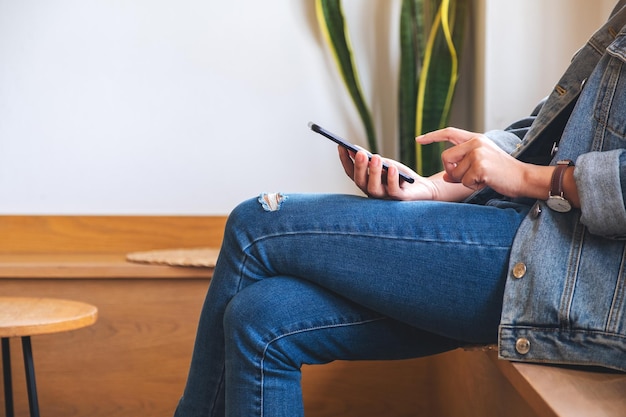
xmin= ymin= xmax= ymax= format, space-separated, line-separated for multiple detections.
xmin=21 ymin=337 xmax=40 ymax=417
xmin=2 ymin=338 xmax=13 ymax=417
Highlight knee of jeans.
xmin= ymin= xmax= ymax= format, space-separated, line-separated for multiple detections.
xmin=223 ymin=287 xmax=300 ymax=369
xmin=224 ymin=193 xmax=286 ymax=236
xmin=221 ymin=198 xmax=260 ymax=245
xmin=223 ymin=288 xmax=308 ymax=369
xmin=222 ymin=280 xmax=309 ymax=361
xmin=227 ymin=197 xmax=258 ymax=227
xmin=223 ymin=286 xmax=268 ymax=352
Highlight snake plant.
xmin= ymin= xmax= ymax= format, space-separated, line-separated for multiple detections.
xmin=315 ymin=0 xmax=378 ymax=153
xmin=316 ymin=0 xmax=469 ymax=176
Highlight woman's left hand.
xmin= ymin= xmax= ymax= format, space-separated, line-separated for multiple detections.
xmin=338 ymin=144 xmax=476 ymax=202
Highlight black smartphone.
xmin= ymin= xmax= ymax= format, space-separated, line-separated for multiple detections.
xmin=308 ymin=122 xmax=415 ymax=184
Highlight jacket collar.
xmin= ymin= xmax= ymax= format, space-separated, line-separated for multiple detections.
xmin=512 ymin=3 xmax=626 ymax=161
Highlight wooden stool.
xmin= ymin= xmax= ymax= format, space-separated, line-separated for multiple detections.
xmin=0 ymin=297 xmax=98 ymax=417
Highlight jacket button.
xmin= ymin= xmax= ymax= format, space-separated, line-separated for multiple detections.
xmin=512 ymin=262 xmax=527 ymax=279
xmin=515 ymin=338 xmax=531 ymax=355
xmin=530 ymin=202 xmax=542 ymax=219
xmin=550 ymin=142 xmax=559 ymax=157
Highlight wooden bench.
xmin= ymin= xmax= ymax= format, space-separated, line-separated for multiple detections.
xmin=0 ymin=216 xmax=623 ymax=417
xmin=488 ymin=349 xmax=626 ymax=417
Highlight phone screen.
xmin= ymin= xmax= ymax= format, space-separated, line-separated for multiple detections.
xmin=308 ymin=122 xmax=415 ymax=184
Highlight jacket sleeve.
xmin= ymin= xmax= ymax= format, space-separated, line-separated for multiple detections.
xmin=575 ymin=149 xmax=626 ymax=238
xmin=484 ymin=98 xmax=546 ymax=153
xmin=483 ymin=129 xmax=522 ymax=154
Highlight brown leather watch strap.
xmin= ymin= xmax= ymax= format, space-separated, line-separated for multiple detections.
xmin=550 ymin=160 xmax=574 ymax=198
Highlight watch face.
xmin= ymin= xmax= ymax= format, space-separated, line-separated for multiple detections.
xmin=547 ymin=196 xmax=571 ymax=212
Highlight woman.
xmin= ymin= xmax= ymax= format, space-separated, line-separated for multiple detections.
xmin=175 ymin=2 xmax=626 ymax=416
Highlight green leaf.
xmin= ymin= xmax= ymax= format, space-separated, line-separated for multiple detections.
xmin=415 ymin=0 xmax=468 ymax=176
xmin=315 ymin=0 xmax=378 ymax=152
xmin=315 ymin=0 xmax=469 ymax=176
xmin=398 ymin=0 xmax=420 ymax=170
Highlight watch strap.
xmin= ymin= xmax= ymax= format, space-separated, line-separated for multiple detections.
xmin=550 ymin=160 xmax=574 ymax=198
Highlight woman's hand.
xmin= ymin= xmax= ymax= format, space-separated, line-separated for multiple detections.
xmin=416 ymin=127 xmax=555 ymax=200
xmin=338 ymin=146 xmax=473 ymax=202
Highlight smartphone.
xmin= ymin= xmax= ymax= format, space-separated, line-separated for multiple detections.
xmin=308 ymin=122 xmax=415 ymax=184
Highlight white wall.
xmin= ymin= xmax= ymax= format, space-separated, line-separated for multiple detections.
xmin=0 ymin=0 xmax=368 ymax=214
xmin=0 ymin=0 xmax=618 ymax=215
xmin=481 ymin=0 xmax=616 ymax=130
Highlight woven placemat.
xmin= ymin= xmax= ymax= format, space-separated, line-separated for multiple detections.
xmin=126 ymin=247 xmax=220 ymax=268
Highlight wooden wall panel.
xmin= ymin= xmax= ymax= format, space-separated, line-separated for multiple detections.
xmin=0 ymin=216 xmax=227 ymax=254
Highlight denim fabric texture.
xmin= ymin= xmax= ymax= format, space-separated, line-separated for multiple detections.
xmin=499 ymin=12 xmax=626 ymax=371
xmin=174 ymin=195 xmax=530 ymax=416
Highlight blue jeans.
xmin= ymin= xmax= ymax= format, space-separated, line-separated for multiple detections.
xmin=174 ymin=193 xmax=530 ymax=417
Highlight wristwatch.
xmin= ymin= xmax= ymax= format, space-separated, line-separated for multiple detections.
xmin=546 ymin=160 xmax=574 ymax=212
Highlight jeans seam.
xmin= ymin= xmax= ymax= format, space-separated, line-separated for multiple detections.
xmin=241 ymin=231 xmax=514 ymax=253
xmin=208 ymin=367 xmax=225 ymax=417
xmin=258 ymin=317 xmax=386 ymax=417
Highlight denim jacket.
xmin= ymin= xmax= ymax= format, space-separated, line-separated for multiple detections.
xmin=480 ymin=2 xmax=626 ymax=372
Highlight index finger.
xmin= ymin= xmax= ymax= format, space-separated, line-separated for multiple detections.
xmin=416 ymin=127 xmax=478 ymax=146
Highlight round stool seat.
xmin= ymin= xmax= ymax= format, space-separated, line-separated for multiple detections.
xmin=0 ymin=297 xmax=98 ymax=417
xmin=0 ymin=297 xmax=98 ymax=337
